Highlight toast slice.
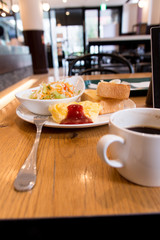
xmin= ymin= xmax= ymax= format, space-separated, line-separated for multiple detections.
xmin=97 ymin=81 xmax=130 ymax=100
xmin=81 ymin=89 xmax=124 ymax=115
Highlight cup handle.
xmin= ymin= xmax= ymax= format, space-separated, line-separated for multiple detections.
xmin=97 ymin=134 xmax=125 ymax=168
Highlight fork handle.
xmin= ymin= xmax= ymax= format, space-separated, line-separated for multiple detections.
xmin=25 ymin=125 xmax=43 ymax=169
xmin=14 ymin=125 xmax=42 ymax=191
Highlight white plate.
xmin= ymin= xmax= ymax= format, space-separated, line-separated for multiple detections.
xmin=16 ymin=99 xmax=136 ymax=129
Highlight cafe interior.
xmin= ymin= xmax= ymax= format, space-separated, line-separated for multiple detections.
xmin=1 ymin=0 xmax=160 ymax=235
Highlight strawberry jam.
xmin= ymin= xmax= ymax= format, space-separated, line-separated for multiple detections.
xmin=60 ymin=104 xmax=93 ymax=124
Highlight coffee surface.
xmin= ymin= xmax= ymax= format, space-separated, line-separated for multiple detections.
xmin=127 ymin=126 xmax=160 ymax=135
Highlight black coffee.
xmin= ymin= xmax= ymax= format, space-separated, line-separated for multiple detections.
xmin=127 ymin=126 xmax=160 ymax=135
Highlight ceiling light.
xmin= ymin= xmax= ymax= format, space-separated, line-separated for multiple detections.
xmin=66 ymin=11 xmax=70 ymax=16
xmin=1 ymin=12 xmax=6 ymax=17
xmin=138 ymin=0 xmax=145 ymax=8
xmin=63 ymin=0 xmax=67 ymax=3
xmin=42 ymin=2 xmax=50 ymax=11
xmin=12 ymin=4 xmax=19 ymax=13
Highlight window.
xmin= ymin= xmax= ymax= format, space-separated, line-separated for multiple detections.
xmin=0 ymin=15 xmax=16 ymax=42
xmin=55 ymin=8 xmax=84 ymax=56
xmin=100 ymin=8 xmax=120 ymax=52
xmin=85 ymin=9 xmax=98 ymax=53
xmin=100 ymin=8 xmax=120 ymax=38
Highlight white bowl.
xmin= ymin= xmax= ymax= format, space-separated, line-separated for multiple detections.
xmin=15 ymin=76 xmax=85 ymax=115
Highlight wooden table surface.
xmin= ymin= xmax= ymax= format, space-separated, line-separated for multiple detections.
xmin=1 ymin=72 xmax=159 ymax=220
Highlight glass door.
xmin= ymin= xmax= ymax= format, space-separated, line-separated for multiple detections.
xmin=85 ymin=9 xmax=98 ymax=53
xmin=67 ymin=25 xmax=83 ymax=55
xmin=100 ymin=8 xmax=120 ymax=52
xmin=55 ymin=8 xmax=83 ymax=58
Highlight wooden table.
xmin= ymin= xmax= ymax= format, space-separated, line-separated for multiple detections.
xmin=2 ymin=72 xmax=159 ymax=224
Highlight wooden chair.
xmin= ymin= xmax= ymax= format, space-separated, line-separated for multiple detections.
xmin=68 ymin=53 xmax=134 ymax=76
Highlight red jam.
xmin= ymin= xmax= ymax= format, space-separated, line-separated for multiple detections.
xmin=60 ymin=104 xmax=93 ymax=124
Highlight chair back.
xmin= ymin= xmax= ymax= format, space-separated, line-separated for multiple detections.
xmin=68 ymin=53 xmax=134 ymax=76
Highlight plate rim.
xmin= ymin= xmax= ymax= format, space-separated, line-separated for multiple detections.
xmin=16 ymin=105 xmax=110 ymax=129
xmin=16 ymin=98 xmax=136 ymax=129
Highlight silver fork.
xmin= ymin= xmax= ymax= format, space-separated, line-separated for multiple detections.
xmin=14 ymin=115 xmax=48 ymax=191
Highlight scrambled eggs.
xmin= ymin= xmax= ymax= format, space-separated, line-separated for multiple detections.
xmin=48 ymin=101 xmax=101 ymax=123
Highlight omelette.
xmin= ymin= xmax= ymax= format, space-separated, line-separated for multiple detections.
xmin=48 ymin=101 xmax=101 ymax=124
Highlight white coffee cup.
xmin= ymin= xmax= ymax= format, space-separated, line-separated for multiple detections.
xmin=97 ymin=108 xmax=160 ymax=187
